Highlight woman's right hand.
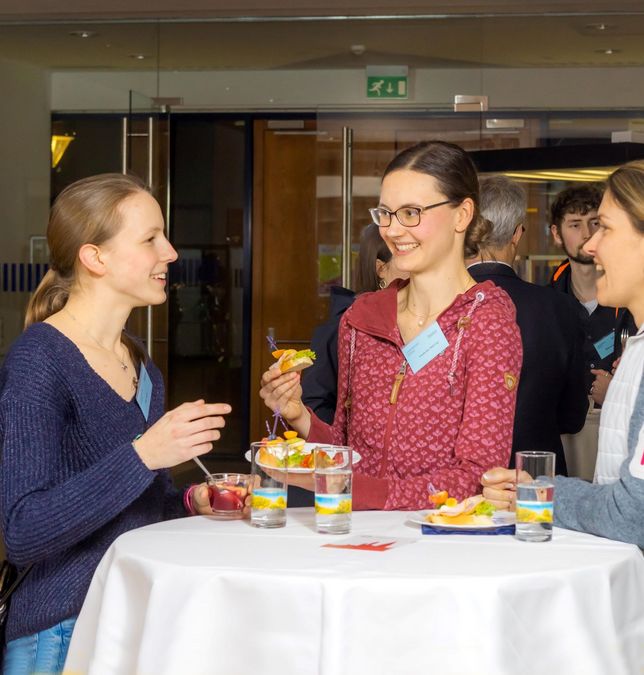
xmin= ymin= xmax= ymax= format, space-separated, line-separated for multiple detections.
xmin=133 ymin=399 xmax=231 ymax=470
xmin=480 ymin=467 xmax=517 ymax=510
xmin=259 ymin=366 xmax=305 ymax=424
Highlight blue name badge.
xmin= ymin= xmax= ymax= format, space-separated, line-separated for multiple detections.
xmin=401 ymin=322 xmax=449 ymax=374
xmin=136 ymin=363 xmax=153 ymax=421
xmin=593 ymin=331 xmax=615 ymax=361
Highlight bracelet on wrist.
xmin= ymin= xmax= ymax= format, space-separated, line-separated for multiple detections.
xmin=183 ymin=484 xmax=198 ymax=515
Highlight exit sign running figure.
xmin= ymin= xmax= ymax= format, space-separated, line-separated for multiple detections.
xmin=367 ymin=76 xmax=408 ymax=99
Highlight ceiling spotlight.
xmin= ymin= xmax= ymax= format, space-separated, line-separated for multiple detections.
xmin=350 ymin=44 xmax=366 ymax=56
xmin=586 ymin=23 xmax=613 ymax=31
xmin=69 ymin=30 xmax=97 ymax=39
xmin=129 ymin=54 xmax=147 ymax=60
xmin=596 ymin=48 xmax=620 ymax=55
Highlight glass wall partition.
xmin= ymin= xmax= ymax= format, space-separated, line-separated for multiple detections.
xmin=315 ymin=110 xmax=644 ymax=291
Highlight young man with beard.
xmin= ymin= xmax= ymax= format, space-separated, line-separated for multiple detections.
xmin=550 ymin=184 xmax=635 ymax=404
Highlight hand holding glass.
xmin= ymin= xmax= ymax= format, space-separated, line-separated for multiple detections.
xmin=515 ymin=451 xmax=555 ymax=543
xmin=206 ymin=473 xmax=251 ymax=519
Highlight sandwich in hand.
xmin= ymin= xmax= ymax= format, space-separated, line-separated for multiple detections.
xmin=271 ymin=348 xmax=316 ymax=374
xmin=425 ymin=494 xmax=497 ymax=526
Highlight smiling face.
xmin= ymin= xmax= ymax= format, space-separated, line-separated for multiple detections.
xmin=583 ymin=190 xmax=644 ymax=323
xmin=377 ymin=169 xmax=471 ymax=276
xmin=98 ymin=191 xmax=178 ymax=308
xmin=551 ymin=209 xmax=599 ymax=264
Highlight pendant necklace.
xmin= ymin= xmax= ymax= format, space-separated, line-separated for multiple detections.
xmin=64 ymin=308 xmax=138 ymax=389
xmin=403 ymin=279 xmax=477 ymax=327
xmin=404 ymin=305 xmax=438 ymax=327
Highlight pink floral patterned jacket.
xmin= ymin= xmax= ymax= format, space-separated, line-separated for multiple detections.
xmin=307 ymin=279 xmax=522 ymax=510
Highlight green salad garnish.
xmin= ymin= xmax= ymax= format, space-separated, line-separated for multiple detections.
xmin=295 ymin=349 xmax=316 ymax=360
xmin=287 ymin=452 xmax=304 ymax=467
xmin=473 ymin=500 xmax=496 ymax=517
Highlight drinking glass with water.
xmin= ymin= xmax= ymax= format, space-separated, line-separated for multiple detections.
xmin=314 ymin=445 xmax=353 ymax=534
xmin=250 ymin=441 xmax=288 ymax=528
xmin=515 ymin=451 xmax=556 ymax=543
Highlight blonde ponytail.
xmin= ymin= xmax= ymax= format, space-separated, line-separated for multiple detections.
xmin=24 ymin=269 xmax=73 ymax=328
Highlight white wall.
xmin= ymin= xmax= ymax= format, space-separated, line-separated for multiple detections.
xmin=0 ymin=57 xmax=51 ymax=354
xmin=51 ymin=66 xmax=644 ymax=111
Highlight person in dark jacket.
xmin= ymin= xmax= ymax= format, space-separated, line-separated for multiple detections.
xmin=548 ymin=184 xmax=636 ymax=404
xmin=301 ymin=223 xmax=406 ymax=424
xmin=468 ymin=175 xmax=588 ymax=474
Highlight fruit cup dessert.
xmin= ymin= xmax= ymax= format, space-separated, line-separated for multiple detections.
xmin=206 ymin=473 xmax=251 ymax=519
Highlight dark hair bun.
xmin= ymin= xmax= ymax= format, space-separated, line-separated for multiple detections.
xmin=464 ymin=216 xmax=493 ymax=258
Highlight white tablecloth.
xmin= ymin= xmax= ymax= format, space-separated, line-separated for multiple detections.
xmin=64 ymin=510 xmax=644 ymax=675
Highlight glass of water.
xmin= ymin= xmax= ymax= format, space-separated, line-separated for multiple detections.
xmin=250 ymin=441 xmax=288 ymax=528
xmin=515 ymin=451 xmax=556 ymax=543
xmin=314 ymin=445 xmax=353 ymax=534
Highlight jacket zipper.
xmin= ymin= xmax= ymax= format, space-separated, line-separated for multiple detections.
xmin=379 ymin=360 xmax=407 ymax=478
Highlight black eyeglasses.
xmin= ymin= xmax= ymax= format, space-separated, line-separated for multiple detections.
xmin=368 ymin=200 xmax=453 ymax=228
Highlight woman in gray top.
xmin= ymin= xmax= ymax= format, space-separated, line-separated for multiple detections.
xmin=481 ymin=159 xmax=644 ymax=548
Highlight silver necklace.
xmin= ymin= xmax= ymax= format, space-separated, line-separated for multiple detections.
xmin=64 ymin=308 xmax=135 ymax=385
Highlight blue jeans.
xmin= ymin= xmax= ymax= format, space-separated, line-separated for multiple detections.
xmin=3 ymin=617 xmax=77 ymax=675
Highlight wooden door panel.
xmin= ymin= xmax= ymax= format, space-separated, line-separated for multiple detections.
xmin=250 ymin=121 xmax=321 ymax=442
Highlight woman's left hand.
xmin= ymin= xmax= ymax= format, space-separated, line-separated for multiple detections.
xmin=190 ymin=482 xmax=252 ymax=519
xmin=190 ymin=483 xmax=215 ymax=515
xmin=262 ymin=467 xmax=315 ymax=492
xmin=286 ymin=472 xmax=315 ymax=492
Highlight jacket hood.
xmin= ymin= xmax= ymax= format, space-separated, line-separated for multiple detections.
xmin=345 ymin=277 xmax=511 ymax=344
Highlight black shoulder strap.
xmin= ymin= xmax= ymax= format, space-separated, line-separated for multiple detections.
xmin=0 ymin=563 xmax=32 ymax=606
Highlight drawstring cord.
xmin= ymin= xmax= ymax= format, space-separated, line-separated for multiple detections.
xmin=447 ymin=291 xmax=485 ymax=395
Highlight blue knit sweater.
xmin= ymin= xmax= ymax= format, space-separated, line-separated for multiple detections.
xmin=0 ymin=323 xmax=185 ymax=641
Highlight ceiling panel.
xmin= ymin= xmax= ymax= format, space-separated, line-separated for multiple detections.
xmin=1 ymin=14 xmax=643 ymax=71
xmin=2 ymin=0 xmax=644 ymax=21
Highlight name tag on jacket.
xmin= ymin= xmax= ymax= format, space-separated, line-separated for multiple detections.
xmin=136 ymin=363 xmax=153 ymax=421
xmin=593 ymin=331 xmax=615 ymax=360
xmin=402 ymin=322 xmax=449 ymax=374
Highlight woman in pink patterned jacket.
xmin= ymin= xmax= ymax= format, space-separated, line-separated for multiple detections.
xmin=260 ymin=141 xmax=522 ymax=510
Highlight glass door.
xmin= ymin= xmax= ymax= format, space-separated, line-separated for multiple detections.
xmin=314 ymin=110 xmax=551 ymax=293
xmin=168 ymin=115 xmax=249 ymax=463
xmin=124 ymin=91 xmax=171 ymax=387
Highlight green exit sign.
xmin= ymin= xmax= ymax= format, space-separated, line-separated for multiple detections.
xmin=367 ymin=76 xmax=408 ymax=99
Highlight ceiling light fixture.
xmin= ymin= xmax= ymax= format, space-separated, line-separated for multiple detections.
xmin=69 ymin=30 xmax=97 ymax=39
xmin=586 ymin=23 xmax=613 ymax=31
xmin=596 ymin=48 xmax=620 ymax=55
xmin=350 ymin=44 xmax=366 ymax=56
xmin=129 ymin=54 xmax=147 ymax=60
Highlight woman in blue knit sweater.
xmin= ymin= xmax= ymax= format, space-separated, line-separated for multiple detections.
xmin=0 ymin=174 xmax=231 ymax=673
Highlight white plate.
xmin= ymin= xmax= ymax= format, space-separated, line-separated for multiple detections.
xmin=409 ymin=509 xmax=515 ymax=530
xmin=244 ymin=444 xmax=362 ymax=474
